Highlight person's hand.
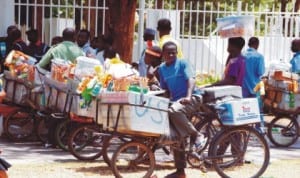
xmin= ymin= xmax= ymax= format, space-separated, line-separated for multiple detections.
xmin=179 ymin=97 xmax=192 ymax=105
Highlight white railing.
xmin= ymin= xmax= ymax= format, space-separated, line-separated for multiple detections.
xmin=12 ymin=0 xmax=299 ymax=76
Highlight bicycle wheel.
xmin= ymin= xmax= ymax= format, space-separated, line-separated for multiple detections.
xmin=4 ymin=109 xmax=35 ymax=141
xmin=111 ymin=141 xmax=155 ymax=178
xmin=102 ymin=135 xmax=132 ymax=166
xmin=187 ymin=117 xmax=221 ymax=168
xmin=68 ymin=124 xmax=103 ymax=161
xmin=36 ymin=118 xmax=48 ymax=143
xmin=210 ymin=126 xmax=270 ymax=178
xmin=54 ymin=119 xmax=75 ymax=151
xmin=267 ymin=115 xmax=299 ymax=147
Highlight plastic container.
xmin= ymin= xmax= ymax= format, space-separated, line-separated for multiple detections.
xmin=75 ymin=56 xmax=101 ymax=78
xmin=216 ymin=15 xmax=255 ymax=38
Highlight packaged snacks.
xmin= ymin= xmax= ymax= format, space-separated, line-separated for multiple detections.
xmin=51 ymin=59 xmax=71 ymax=83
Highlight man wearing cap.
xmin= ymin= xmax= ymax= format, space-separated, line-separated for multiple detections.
xmin=138 ymin=28 xmax=156 ymax=77
xmin=157 ymin=18 xmax=184 ymax=59
xmin=26 ymin=29 xmax=50 ymax=62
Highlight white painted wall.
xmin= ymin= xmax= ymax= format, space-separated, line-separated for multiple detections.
xmin=0 ymin=0 xmax=14 ymax=36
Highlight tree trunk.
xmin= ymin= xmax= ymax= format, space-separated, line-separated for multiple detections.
xmin=295 ymin=0 xmax=300 ymax=12
xmin=107 ymin=0 xmax=136 ymax=64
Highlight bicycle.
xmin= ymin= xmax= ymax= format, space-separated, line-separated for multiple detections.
xmin=109 ymin=96 xmax=270 ymax=178
xmin=1 ymin=71 xmax=48 ymax=142
xmin=261 ymin=84 xmax=299 ymax=147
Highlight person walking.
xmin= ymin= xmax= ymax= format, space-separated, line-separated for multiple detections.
xmin=243 ymin=37 xmax=265 ymax=97
xmin=290 ymin=39 xmax=300 ymax=74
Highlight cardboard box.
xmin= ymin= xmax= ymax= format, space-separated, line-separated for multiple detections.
xmin=98 ymin=92 xmax=170 ymax=135
xmin=203 ymin=85 xmax=242 ymax=102
xmin=219 ymin=98 xmax=261 ymax=126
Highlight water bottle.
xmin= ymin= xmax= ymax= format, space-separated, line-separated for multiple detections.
xmin=289 ymin=92 xmax=295 ymax=108
xmin=0 ymin=42 xmax=6 ymax=58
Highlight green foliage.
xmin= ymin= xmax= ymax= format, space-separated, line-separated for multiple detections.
xmin=195 ymin=72 xmax=220 ymax=86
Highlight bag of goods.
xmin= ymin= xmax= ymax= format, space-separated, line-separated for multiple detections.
xmin=51 ymin=58 xmax=72 ymax=83
xmin=75 ymin=56 xmax=101 ymax=79
xmin=4 ymin=50 xmax=36 ymax=81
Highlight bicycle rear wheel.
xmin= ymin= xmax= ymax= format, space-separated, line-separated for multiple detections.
xmin=210 ymin=126 xmax=270 ymax=178
xmin=111 ymin=141 xmax=155 ymax=178
xmin=267 ymin=115 xmax=299 ymax=147
xmin=68 ymin=124 xmax=103 ymax=161
xmin=4 ymin=109 xmax=35 ymax=141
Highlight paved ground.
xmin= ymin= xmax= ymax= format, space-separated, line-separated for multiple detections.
xmin=1 ymin=133 xmax=300 ymax=178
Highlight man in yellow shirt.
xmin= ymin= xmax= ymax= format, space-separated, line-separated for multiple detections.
xmin=157 ymin=18 xmax=184 ymax=59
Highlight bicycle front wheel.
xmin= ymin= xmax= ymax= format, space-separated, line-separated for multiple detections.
xmin=4 ymin=109 xmax=35 ymax=141
xmin=210 ymin=126 xmax=270 ymax=178
xmin=111 ymin=141 xmax=155 ymax=178
xmin=267 ymin=115 xmax=299 ymax=147
xmin=68 ymin=124 xmax=103 ymax=161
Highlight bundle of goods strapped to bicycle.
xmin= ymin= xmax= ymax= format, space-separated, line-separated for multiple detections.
xmin=262 ymin=64 xmax=300 ymax=147
xmin=0 ymin=51 xmax=270 ymax=178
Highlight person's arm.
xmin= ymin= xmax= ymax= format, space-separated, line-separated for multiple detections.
xmin=38 ymin=48 xmax=53 ymax=70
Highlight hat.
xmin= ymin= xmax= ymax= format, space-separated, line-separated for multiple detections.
xmin=26 ymin=29 xmax=38 ymax=36
xmin=144 ymin=28 xmax=156 ymax=36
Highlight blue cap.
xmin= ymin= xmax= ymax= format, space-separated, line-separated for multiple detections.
xmin=144 ymin=28 xmax=156 ymax=36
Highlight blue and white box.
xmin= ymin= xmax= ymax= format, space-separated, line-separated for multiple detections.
xmin=219 ymin=98 xmax=260 ymax=126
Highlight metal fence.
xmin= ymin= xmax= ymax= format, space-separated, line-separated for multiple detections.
xmin=13 ymin=0 xmax=300 ymax=76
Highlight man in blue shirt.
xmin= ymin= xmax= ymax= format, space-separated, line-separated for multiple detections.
xmin=243 ymin=37 xmax=265 ymax=97
xmin=290 ymin=39 xmax=300 ymax=74
xmin=159 ymin=41 xmax=205 ymax=178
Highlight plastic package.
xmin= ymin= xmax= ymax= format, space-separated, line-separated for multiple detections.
xmin=75 ymin=56 xmax=101 ymax=79
xmin=217 ymin=15 xmax=255 ymax=38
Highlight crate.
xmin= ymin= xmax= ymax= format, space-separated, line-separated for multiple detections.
xmin=203 ymin=85 xmax=242 ymax=102
xmin=219 ymin=98 xmax=261 ymax=126
xmin=98 ymin=92 xmax=170 ymax=135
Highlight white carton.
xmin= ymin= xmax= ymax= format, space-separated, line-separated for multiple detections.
xmin=75 ymin=56 xmax=101 ymax=78
xmin=98 ymin=92 xmax=170 ymax=135
xmin=203 ymin=85 xmax=242 ymax=102
xmin=219 ymin=98 xmax=260 ymax=126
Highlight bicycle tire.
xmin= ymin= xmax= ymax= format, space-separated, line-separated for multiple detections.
xmin=187 ymin=117 xmax=221 ymax=168
xmin=36 ymin=118 xmax=48 ymax=143
xmin=4 ymin=108 xmax=35 ymax=141
xmin=54 ymin=119 xmax=74 ymax=151
xmin=267 ymin=115 xmax=299 ymax=147
xmin=111 ymin=141 xmax=155 ymax=178
xmin=102 ymin=135 xmax=132 ymax=166
xmin=68 ymin=124 xmax=103 ymax=161
xmin=210 ymin=126 xmax=270 ymax=178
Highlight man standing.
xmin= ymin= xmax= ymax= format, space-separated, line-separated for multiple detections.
xmin=159 ymin=41 xmax=205 ymax=178
xmin=76 ymin=29 xmax=96 ymax=57
xmin=157 ymin=18 xmax=184 ymax=59
xmin=243 ymin=37 xmax=265 ymax=97
xmin=38 ymin=27 xmax=84 ymax=70
xmin=26 ymin=29 xmax=50 ymax=62
xmin=290 ymin=39 xmax=300 ymax=74
xmin=138 ymin=28 xmax=156 ymax=77
xmin=210 ymin=37 xmax=246 ymax=89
